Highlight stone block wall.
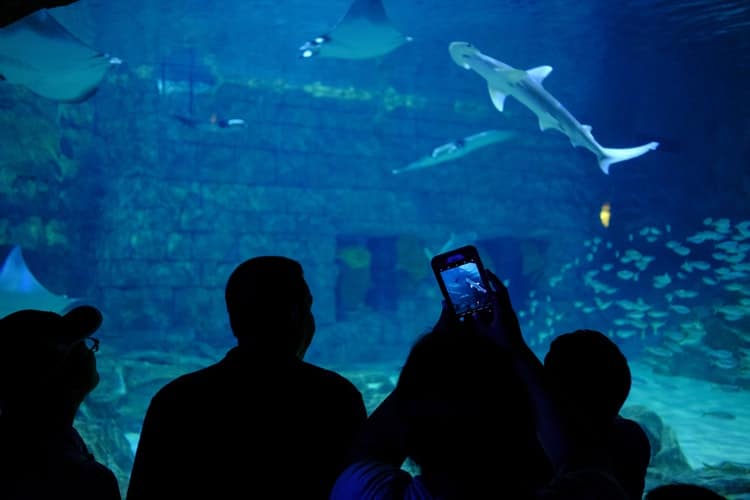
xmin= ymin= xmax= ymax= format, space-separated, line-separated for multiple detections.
xmin=75 ymin=62 xmax=597 ymax=361
xmin=9 ymin=1 xmax=748 ymax=364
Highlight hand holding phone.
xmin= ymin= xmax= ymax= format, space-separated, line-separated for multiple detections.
xmin=472 ymin=269 xmax=525 ymax=349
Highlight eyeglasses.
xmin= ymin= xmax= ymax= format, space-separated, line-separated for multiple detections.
xmin=81 ymin=336 xmax=99 ymax=353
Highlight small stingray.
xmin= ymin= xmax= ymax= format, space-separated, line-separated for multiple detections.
xmin=0 ymin=246 xmax=79 ymax=317
xmin=299 ymin=0 xmax=412 ymax=59
xmin=393 ymin=130 xmax=516 ymax=174
xmin=0 ymin=10 xmax=118 ymax=102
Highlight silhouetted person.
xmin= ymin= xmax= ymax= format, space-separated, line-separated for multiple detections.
xmin=646 ymin=483 xmax=727 ymax=500
xmin=332 ymin=321 xmax=545 ymax=499
xmin=333 ymin=275 xmax=626 ymax=499
xmin=0 ymin=306 xmax=121 ymax=500
xmin=127 ymin=256 xmax=367 ymax=500
xmin=544 ymin=330 xmax=651 ymax=500
xmin=467 ymin=271 xmax=630 ymax=498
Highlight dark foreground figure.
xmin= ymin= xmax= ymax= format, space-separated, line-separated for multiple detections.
xmin=1 ymin=0 xmax=79 ymax=27
xmin=0 ymin=306 xmax=121 ymax=500
xmin=127 ymin=256 xmax=367 ymax=500
xmin=332 ymin=272 xmax=637 ymax=499
xmin=543 ymin=329 xmax=651 ymax=500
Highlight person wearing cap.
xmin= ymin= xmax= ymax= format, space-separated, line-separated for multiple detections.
xmin=127 ymin=256 xmax=367 ymax=500
xmin=0 ymin=305 xmax=121 ymax=500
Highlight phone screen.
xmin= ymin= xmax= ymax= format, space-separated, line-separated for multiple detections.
xmin=437 ymin=260 xmax=493 ymax=317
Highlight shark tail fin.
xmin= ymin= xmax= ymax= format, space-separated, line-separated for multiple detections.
xmin=598 ymin=141 xmax=659 ymax=174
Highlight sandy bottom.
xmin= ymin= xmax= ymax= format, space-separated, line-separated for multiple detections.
xmin=625 ymin=360 xmax=749 ymax=468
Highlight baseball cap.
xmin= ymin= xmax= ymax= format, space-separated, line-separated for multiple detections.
xmin=0 ymin=306 xmax=103 ymax=397
xmin=0 ymin=305 xmax=102 ymax=345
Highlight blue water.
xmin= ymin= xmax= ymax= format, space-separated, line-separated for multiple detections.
xmin=1 ymin=0 xmax=749 ymax=497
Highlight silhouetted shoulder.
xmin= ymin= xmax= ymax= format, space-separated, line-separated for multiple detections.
xmin=130 ymin=348 xmax=366 ymax=499
xmin=609 ymin=416 xmax=651 ymax=500
xmin=613 ymin=416 xmax=651 ymax=460
xmin=148 ymin=348 xmax=363 ymax=408
xmin=297 ymin=360 xmax=365 ymax=398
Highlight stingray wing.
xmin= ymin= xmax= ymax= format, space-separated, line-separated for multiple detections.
xmin=0 ymin=246 xmax=79 ymax=317
xmin=318 ymin=0 xmax=410 ymax=59
xmin=0 ymin=10 xmax=113 ymax=102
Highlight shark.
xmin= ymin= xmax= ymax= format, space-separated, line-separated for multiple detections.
xmin=393 ymin=129 xmax=517 ymax=174
xmin=299 ymin=0 xmax=412 ymax=59
xmin=0 ymin=245 xmax=80 ymax=318
xmin=449 ymin=42 xmax=659 ymax=174
xmin=0 ymin=10 xmax=119 ymax=102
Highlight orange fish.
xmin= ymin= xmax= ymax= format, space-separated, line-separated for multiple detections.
xmin=600 ymin=202 xmax=611 ymax=228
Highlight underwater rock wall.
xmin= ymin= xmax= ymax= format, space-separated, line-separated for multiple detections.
xmin=77 ymin=56 xmax=602 ymax=357
xmin=3 ymin=1 xmax=750 ymax=366
xmin=0 ymin=87 xmax=103 ymax=299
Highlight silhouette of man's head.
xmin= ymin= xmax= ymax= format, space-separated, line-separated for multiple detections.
xmin=225 ymin=256 xmax=314 ymax=357
xmin=0 ymin=305 xmax=103 ymax=420
xmin=395 ymin=329 xmax=537 ymax=487
xmin=544 ymin=329 xmax=631 ymax=427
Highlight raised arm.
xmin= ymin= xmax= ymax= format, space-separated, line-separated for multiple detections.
xmin=478 ymin=270 xmax=572 ymax=470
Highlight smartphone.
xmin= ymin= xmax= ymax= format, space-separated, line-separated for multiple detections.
xmin=431 ymin=245 xmax=493 ymax=318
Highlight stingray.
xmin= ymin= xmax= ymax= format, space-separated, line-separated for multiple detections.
xmin=0 ymin=246 xmax=79 ymax=318
xmin=0 ymin=10 xmax=118 ymax=102
xmin=392 ymin=130 xmax=517 ymax=174
xmin=299 ymin=0 xmax=412 ymax=59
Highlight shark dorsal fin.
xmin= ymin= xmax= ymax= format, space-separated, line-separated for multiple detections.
xmin=488 ymin=84 xmax=508 ymax=112
xmin=582 ymin=124 xmax=593 ymax=134
xmin=526 ymin=65 xmax=553 ymax=85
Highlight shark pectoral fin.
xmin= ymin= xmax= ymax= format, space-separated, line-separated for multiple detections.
xmin=488 ymin=85 xmax=508 ymax=112
xmin=537 ymin=114 xmax=557 ymax=131
xmin=582 ymin=124 xmax=592 ymax=134
xmin=526 ymin=65 xmax=553 ymax=85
